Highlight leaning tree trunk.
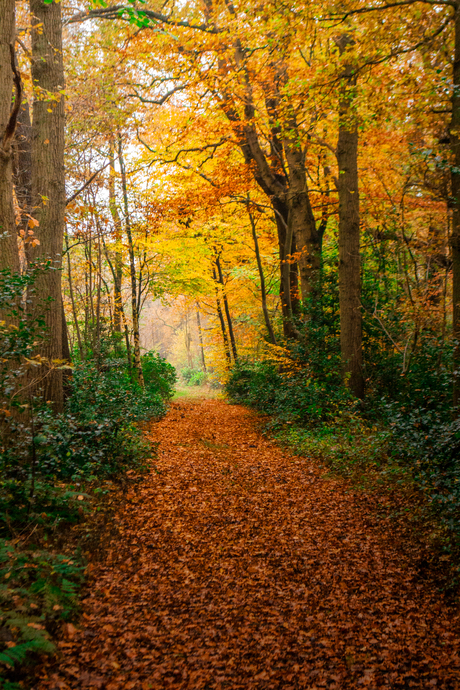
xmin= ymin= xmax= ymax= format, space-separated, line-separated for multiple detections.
xmin=215 ymin=255 xmax=238 ymax=362
xmin=336 ymin=40 xmax=364 ymax=400
xmin=28 ymin=0 xmax=66 ymax=409
xmin=452 ymin=5 xmax=460 ymax=409
xmin=212 ymin=266 xmax=232 ymax=365
xmin=247 ymin=201 xmax=277 ymax=345
xmin=0 ymin=0 xmax=20 ymax=282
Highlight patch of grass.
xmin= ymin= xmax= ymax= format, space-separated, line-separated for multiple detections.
xmin=173 ymin=386 xmax=221 ymax=400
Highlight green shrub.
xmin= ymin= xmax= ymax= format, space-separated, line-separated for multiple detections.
xmin=226 ymin=359 xmax=354 ymax=427
xmin=189 ymin=371 xmax=207 ymax=386
xmin=0 ymin=270 xmax=177 ymax=683
xmin=142 ymin=352 xmax=176 ymax=399
xmin=180 ymin=367 xmax=206 ymax=387
xmin=0 ymin=539 xmax=84 ymax=681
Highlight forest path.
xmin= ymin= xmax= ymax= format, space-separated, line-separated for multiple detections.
xmin=38 ymin=400 xmax=460 ymax=690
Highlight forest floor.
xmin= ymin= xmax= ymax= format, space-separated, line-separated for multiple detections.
xmin=36 ymin=400 xmax=460 ymax=689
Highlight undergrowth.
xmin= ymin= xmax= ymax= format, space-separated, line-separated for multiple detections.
xmin=226 ymin=334 xmax=460 ymax=588
xmin=0 ymin=540 xmax=84 ymax=688
xmin=0 ymin=267 xmax=177 ymax=686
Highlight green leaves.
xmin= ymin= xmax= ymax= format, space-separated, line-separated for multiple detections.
xmin=0 ymin=540 xmax=84 ymax=681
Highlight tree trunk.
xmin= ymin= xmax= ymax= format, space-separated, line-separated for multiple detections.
xmin=196 ymin=306 xmax=207 ymax=372
xmin=283 ymin=137 xmax=321 ymax=305
xmin=215 ymin=254 xmax=238 ymax=362
xmin=13 ymin=93 xmax=33 ymax=271
xmin=108 ymin=137 xmax=123 ymax=337
xmin=0 ymin=0 xmax=20 ymax=282
xmin=117 ymin=133 xmax=144 ymax=387
xmin=336 ymin=45 xmax=364 ymax=399
xmin=65 ymin=234 xmax=83 ymax=359
xmin=29 ymin=0 xmax=66 ymax=409
xmin=102 ymin=238 xmax=133 ymax=371
xmin=452 ymin=6 xmax=460 ymax=409
xmin=213 ymin=266 xmax=231 ymax=364
xmin=273 ymin=198 xmax=299 ymax=339
xmin=248 ymin=201 xmax=277 ymax=345
xmin=218 ymin=49 xmax=322 ymax=318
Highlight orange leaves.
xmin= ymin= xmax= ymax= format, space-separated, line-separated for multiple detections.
xmin=35 ymin=400 xmax=460 ymax=689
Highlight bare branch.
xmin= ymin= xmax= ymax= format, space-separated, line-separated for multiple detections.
xmin=66 ymin=162 xmax=110 ymax=206
xmin=66 ymin=4 xmax=222 ymax=34
xmin=126 ymin=84 xmax=186 ymax=105
xmin=324 ymin=0 xmax=456 ymax=23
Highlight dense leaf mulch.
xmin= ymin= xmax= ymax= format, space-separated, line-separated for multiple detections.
xmin=37 ymin=400 xmax=460 ymax=689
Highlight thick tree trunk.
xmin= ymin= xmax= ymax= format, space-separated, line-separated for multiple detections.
xmin=273 ymin=198 xmax=299 ymax=339
xmin=117 ymin=134 xmax=144 ymax=387
xmin=0 ymin=1 xmax=20 ymax=281
xmin=336 ymin=51 xmax=364 ymax=399
xmin=29 ymin=0 xmax=66 ymax=409
xmin=452 ymin=6 xmax=460 ymax=409
xmin=283 ymin=140 xmax=321 ymax=305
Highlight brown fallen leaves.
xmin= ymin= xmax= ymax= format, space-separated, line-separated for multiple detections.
xmin=36 ymin=400 xmax=460 ymax=689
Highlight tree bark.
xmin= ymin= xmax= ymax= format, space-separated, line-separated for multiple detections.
xmin=117 ymin=133 xmax=144 ymax=387
xmin=102 ymin=238 xmax=133 ymax=370
xmin=212 ymin=266 xmax=231 ymax=364
xmin=13 ymin=92 xmax=33 ymax=264
xmin=273 ymin=198 xmax=300 ymax=339
xmin=196 ymin=305 xmax=207 ymax=372
xmin=0 ymin=1 xmax=20 ymax=281
xmin=108 ymin=137 xmax=123 ymax=337
xmin=336 ymin=38 xmax=364 ymax=399
xmin=452 ymin=6 xmax=460 ymax=409
xmin=283 ymin=131 xmax=321 ymax=304
xmin=28 ymin=0 xmax=66 ymax=409
xmin=215 ymin=254 xmax=238 ymax=361
xmin=247 ymin=201 xmax=277 ymax=345
xmin=65 ymin=234 xmax=83 ymax=359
